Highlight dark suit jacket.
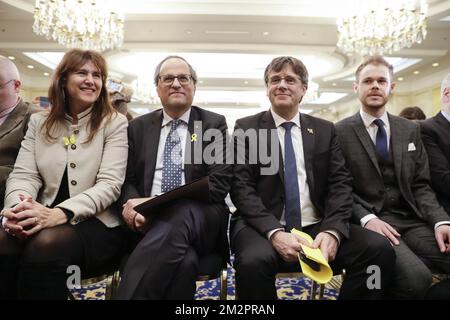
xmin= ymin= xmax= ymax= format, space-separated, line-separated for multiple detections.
xmin=335 ymin=112 xmax=449 ymax=227
xmin=118 ymin=106 xmax=232 ymax=248
xmin=231 ymin=111 xmax=353 ymax=239
xmin=0 ymin=99 xmax=40 ymax=208
xmin=420 ymin=112 xmax=450 ymax=214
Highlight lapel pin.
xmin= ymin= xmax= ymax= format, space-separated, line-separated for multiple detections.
xmin=191 ymin=133 xmax=197 ymax=142
xmin=307 ymin=128 xmax=314 ymax=134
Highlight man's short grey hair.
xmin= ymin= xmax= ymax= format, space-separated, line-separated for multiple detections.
xmin=153 ymin=55 xmax=198 ymax=86
xmin=441 ymin=73 xmax=450 ymax=97
xmin=0 ymin=55 xmax=20 ymax=81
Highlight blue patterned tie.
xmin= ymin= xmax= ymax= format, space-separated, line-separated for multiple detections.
xmin=281 ymin=122 xmax=302 ymax=231
xmin=373 ymin=119 xmax=389 ymax=161
xmin=161 ymin=119 xmax=183 ymax=193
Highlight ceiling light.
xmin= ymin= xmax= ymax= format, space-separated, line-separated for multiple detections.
xmin=413 ymin=70 xmax=420 ymax=75
xmin=263 ymin=32 xmax=269 ymax=36
xmin=332 ymin=83 xmax=337 ymax=86
xmin=43 ymin=72 xmax=50 ymax=76
xmin=337 ymin=0 xmax=428 ymax=55
xmin=397 ymin=77 xmax=404 ymax=81
xmin=432 ymin=62 xmax=439 ymax=67
xmin=33 ymin=0 xmax=124 ymax=51
xmin=27 ymin=65 xmax=34 ymax=69
xmin=8 ymin=56 xmax=15 ymax=60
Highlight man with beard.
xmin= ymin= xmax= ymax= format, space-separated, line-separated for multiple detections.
xmin=335 ymin=56 xmax=450 ymax=299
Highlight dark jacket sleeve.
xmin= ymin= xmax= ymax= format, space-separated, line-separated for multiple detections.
xmin=319 ymin=126 xmax=352 ymax=238
xmin=421 ymin=120 xmax=450 ymax=197
xmin=117 ymin=122 xmax=141 ymax=208
xmin=410 ymin=124 xmax=450 ymax=226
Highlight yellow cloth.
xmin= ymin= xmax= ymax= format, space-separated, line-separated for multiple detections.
xmin=291 ymin=228 xmax=333 ymax=284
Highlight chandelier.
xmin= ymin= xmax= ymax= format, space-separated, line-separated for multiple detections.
xmin=336 ymin=0 xmax=428 ymax=56
xmin=33 ymin=0 xmax=124 ymax=51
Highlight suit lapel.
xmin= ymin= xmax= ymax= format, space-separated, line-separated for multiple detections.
xmin=436 ymin=111 xmax=450 ymax=130
xmin=260 ymin=111 xmax=283 ymax=183
xmin=185 ymin=107 xmax=201 ymax=183
xmin=0 ymin=100 xmax=27 ymax=139
xmin=352 ymin=113 xmax=382 ymax=176
xmin=144 ymin=110 xmax=163 ymax=195
xmin=300 ymin=114 xmax=315 ymax=192
xmin=389 ymin=114 xmax=404 ymax=182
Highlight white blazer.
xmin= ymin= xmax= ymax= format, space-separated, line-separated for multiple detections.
xmin=4 ymin=108 xmax=128 ymax=228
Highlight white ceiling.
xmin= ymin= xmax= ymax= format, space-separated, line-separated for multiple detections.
xmin=1 ymin=0 xmax=450 ymax=118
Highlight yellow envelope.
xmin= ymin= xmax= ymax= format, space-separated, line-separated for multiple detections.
xmin=291 ymin=228 xmax=333 ymax=284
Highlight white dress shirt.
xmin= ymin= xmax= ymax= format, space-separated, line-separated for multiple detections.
xmin=150 ymin=108 xmax=191 ymax=197
xmin=270 ymin=109 xmax=320 ymax=228
xmin=267 ymin=109 xmax=343 ymax=242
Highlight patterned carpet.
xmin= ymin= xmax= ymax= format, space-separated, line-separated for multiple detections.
xmin=70 ymin=264 xmax=340 ymax=300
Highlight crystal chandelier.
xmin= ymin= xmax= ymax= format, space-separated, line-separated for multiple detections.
xmin=33 ymin=0 xmax=124 ymax=51
xmin=336 ymin=0 xmax=428 ymax=56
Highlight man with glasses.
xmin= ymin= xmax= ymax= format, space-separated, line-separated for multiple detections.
xmin=230 ymin=56 xmax=395 ymax=299
xmin=115 ymin=56 xmax=232 ymax=299
xmin=0 ymin=55 xmax=39 ymax=210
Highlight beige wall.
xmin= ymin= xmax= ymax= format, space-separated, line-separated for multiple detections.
xmin=391 ymin=84 xmax=441 ymax=118
xmin=19 ymin=88 xmax=48 ymax=105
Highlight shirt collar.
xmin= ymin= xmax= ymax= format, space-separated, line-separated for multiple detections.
xmin=441 ymin=110 xmax=450 ymax=123
xmin=0 ymin=97 xmax=20 ymax=119
xmin=270 ymin=108 xmax=301 ymax=128
xmin=360 ymin=109 xmax=389 ymax=128
xmin=162 ymin=108 xmax=191 ymax=127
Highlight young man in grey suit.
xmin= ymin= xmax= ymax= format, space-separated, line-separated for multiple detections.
xmin=421 ymin=73 xmax=450 ymax=215
xmin=335 ymin=56 xmax=450 ymax=299
xmin=115 ymin=56 xmax=231 ymax=300
xmin=0 ymin=55 xmax=40 ymax=210
xmin=231 ymin=56 xmax=395 ymax=300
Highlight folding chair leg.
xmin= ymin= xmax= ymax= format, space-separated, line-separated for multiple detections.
xmin=310 ymin=281 xmax=318 ymax=300
xmin=220 ymin=268 xmax=228 ymax=300
xmin=318 ymin=284 xmax=325 ymax=300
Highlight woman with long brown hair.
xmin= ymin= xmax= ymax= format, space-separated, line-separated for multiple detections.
xmin=0 ymin=49 xmax=128 ymax=299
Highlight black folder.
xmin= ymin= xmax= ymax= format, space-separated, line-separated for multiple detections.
xmin=133 ymin=176 xmax=210 ymax=216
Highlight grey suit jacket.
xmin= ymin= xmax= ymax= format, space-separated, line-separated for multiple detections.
xmin=4 ymin=109 xmax=129 ymax=227
xmin=335 ymin=112 xmax=449 ymax=227
xmin=0 ymin=99 xmax=40 ymax=208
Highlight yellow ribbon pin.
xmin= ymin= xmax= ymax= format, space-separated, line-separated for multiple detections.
xmin=191 ymin=133 xmax=197 ymax=142
xmin=63 ymin=134 xmax=77 ymax=146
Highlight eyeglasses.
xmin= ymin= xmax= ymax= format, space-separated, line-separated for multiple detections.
xmin=0 ymin=79 xmax=15 ymax=90
xmin=159 ymin=74 xmax=192 ymax=85
xmin=268 ymin=76 xmax=301 ymax=86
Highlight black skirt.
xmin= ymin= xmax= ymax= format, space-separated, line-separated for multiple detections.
xmin=72 ymin=218 xmax=128 ymax=278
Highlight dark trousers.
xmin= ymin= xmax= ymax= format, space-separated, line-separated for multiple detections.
xmin=378 ymin=212 xmax=450 ymax=299
xmin=231 ymin=222 xmax=396 ymax=300
xmin=0 ymin=218 xmax=126 ymax=300
xmin=114 ymin=199 xmax=223 ymax=300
